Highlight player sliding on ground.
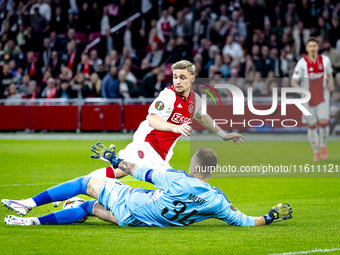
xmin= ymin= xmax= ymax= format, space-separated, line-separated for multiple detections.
xmin=291 ymin=37 xmax=335 ymax=162
xmin=88 ymin=60 xmax=244 ymax=180
xmin=2 ymin=143 xmax=292 ymax=227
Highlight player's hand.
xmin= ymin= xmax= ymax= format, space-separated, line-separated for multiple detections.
xmin=263 ymin=203 xmax=293 ymax=224
xmin=223 ymin=132 xmax=245 ymax=145
xmin=173 ymin=122 xmax=192 ymax=138
xmin=90 ymin=142 xmax=124 ymax=168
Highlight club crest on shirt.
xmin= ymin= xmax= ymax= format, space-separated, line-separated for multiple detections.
xmin=318 ymin=64 xmax=323 ymax=70
xmin=137 ymin=150 xmax=145 ymax=159
xmin=155 ymin=101 xmax=164 ymax=110
xmin=188 ymin=104 xmax=194 ymax=113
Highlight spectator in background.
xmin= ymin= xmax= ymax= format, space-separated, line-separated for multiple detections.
xmin=230 ymin=10 xmax=247 ymax=42
xmin=269 ymin=48 xmax=281 ymax=78
xmin=221 ymin=54 xmax=232 ymax=78
xmin=318 ymin=17 xmax=331 ymax=42
xmin=329 ymin=17 xmax=340 ymax=48
xmin=252 ymin=72 xmax=266 ymax=97
xmin=0 ymin=64 xmax=14 ymax=93
xmin=100 ymin=6 xmax=110 ymax=36
xmin=89 ymin=50 xmax=103 ymax=73
xmin=30 ymin=6 xmax=49 ymax=51
xmin=222 ymin=35 xmax=244 ymax=63
xmin=145 ymin=42 xmax=163 ymax=67
xmin=41 ymin=77 xmax=57 ymax=99
xmin=157 ymin=9 xmax=176 ymax=43
xmin=293 ymin=21 xmax=310 ymax=59
xmin=194 ymin=10 xmax=213 ymax=42
xmin=39 ymin=37 xmax=52 ymax=73
xmin=166 ymin=36 xmax=192 ymax=63
xmin=154 ymin=71 xmax=167 ymax=97
xmin=73 ymin=73 xmax=92 ymax=99
xmin=101 ymin=65 xmax=119 ymax=98
xmin=118 ymin=69 xmax=138 ymax=99
xmin=56 ymin=79 xmax=75 ymax=99
xmin=50 ymin=6 xmax=66 ymax=34
xmin=18 ymin=74 xmax=31 ymax=95
xmin=172 ymin=10 xmax=191 ymax=40
xmin=134 ymin=58 xmax=152 ymax=80
xmin=139 ymin=66 xmax=161 ymax=98
xmin=28 ymin=80 xmax=40 ymax=101
xmin=4 ymin=39 xmax=21 ymax=58
xmin=77 ymin=52 xmax=94 ymax=79
xmin=22 ymin=51 xmax=41 ymax=83
xmin=50 ymin=51 xmax=61 ymax=77
xmin=98 ymin=27 xmax=114 ymax=60
xmin=5 ymin=84 xmax=22 ymax=105
xmin=255 ymin=45 xmax=274 ymax=78
xmin=29 ymin=0 xmax=51 ymax=22
xmin=88 ymin=73 xmax=101 ymax=97
xmin=61 ymin=40 xmax=79 ymax=76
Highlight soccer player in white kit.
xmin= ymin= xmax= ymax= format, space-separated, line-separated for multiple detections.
xmin=89 ymin=60 xmax=245 ymax=179
xmin=291 ymin=38 xmax=335 ymax=161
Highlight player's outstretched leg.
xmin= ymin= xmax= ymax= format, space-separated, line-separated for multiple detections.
xmin=1 ymin=176 xmax=91 ymax=216
xmin=307 ymin=125 xmax=320 ymax=161
xmin=5 ymin=200 xmax=95 ymax=226
xmin=319 ymin=122 xmax=329 ymax=161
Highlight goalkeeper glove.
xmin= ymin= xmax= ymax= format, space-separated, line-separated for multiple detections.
xmin=262 ymin=203 xmax=293 ymax=225
xmin=90 ymin=142 xmax=124 ymax=168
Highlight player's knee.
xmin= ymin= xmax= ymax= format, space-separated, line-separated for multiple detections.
xmin=80 ymin=199 xmax=96 ymax=216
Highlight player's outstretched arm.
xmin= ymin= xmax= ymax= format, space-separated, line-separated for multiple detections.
xmin=327 ymin=74 xmax=335 ymax=93
xmin=91 ymin=142 xmax=137 ymax=176
xmin=149 ymin=113 xmax=191 ymax=138
xmin=195 ymin=114 xmax=245 ymax=145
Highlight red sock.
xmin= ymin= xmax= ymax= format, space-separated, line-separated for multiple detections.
xmin=106 ymin=166 xmax=116 ymax=178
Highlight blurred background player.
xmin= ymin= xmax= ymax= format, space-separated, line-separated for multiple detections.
xmin=88 ymin=60 xmax=244 ymax=179
xmin=291 ymin=38 xmax=335 ymax=161
xmin=2 ymin=143 xmax=293 ymax=227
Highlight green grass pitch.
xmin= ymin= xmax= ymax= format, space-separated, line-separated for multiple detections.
xmin=0 ymin=140 xmax=339 ymax=255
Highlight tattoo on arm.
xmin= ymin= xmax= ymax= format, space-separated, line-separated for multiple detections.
xmin=118 ymin=161 xmax=137 ymax=176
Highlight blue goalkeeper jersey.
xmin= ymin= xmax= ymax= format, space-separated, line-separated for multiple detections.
xmin=125 ymin=165 xmax=255 ymax=227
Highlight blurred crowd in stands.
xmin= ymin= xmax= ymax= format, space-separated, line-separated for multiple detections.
xmin=0 ymin=0 xmax=340 ymax=118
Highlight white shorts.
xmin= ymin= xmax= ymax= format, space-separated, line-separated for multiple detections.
xmin=118 ymin=141 xmax=172 ymax=172
xmin=302 ymin=101 xmax=330 ymax=126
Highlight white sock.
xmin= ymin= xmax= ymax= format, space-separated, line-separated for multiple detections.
xmin=87 ymin=168 xmax=107 ymax=178
xmin=319 ymin=126 xmax=329 ymax=147
xmin=307 ymin=128 xmax=319 ymax=153
xmin=24 ymin=198 xmax=37 ymax=208
xmin=29 ymin=217 xmax=40 ymax=225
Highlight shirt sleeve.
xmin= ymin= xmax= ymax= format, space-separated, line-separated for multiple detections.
xmin=132 ymin=165 xmax=182 ymax=191
xmin=148 ymin=89 xmax=176 ymax=121
xmin=324 ymin=56 xmax=333 ymax=75
xmin=194 ymin=92 xmax=203 ymax=119
xmin=212 ymin=188 xmax=255 ymax=227
xmin=291 ymin=59 xmax=304 ymax=81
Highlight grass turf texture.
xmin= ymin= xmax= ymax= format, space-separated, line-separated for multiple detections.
xmin=0 ymin=140 xmax=339 ymax=255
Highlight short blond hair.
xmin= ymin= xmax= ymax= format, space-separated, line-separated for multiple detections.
xmin=171 ymin=60 xmax=196 ymax=76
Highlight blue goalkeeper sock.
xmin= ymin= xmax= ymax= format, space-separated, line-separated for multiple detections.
xmin=38 ymin=200 xmax=96 ymax=225
xmin=32 ymin=177 xmax=91 ymax=207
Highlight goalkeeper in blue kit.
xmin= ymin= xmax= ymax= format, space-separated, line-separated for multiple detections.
xmin=2 ymin=143 xmax=292 ymax=227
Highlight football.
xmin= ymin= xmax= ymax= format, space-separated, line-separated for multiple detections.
xmin=62 ymin=197 xmax=88 ymax=223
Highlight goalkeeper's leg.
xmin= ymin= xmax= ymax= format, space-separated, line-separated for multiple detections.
xmin=1 ymin=176 xmax=102 ymax=215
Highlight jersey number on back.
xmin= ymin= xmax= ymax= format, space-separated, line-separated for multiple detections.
xmin=161 ymin=200 xmax=198 ymax=226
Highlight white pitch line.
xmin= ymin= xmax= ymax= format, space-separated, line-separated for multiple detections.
xmin=0 ymin=179 xmax=139 ymax=188
xmin=269 ymin=247 xmax=340 ymax=255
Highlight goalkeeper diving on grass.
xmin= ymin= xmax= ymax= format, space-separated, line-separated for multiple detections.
xmin=2 ymin=143 xmax=292 ymax=227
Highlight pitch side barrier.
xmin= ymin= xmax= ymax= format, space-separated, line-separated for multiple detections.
xmin=0 ymin=97 xmax=304 ymax=132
